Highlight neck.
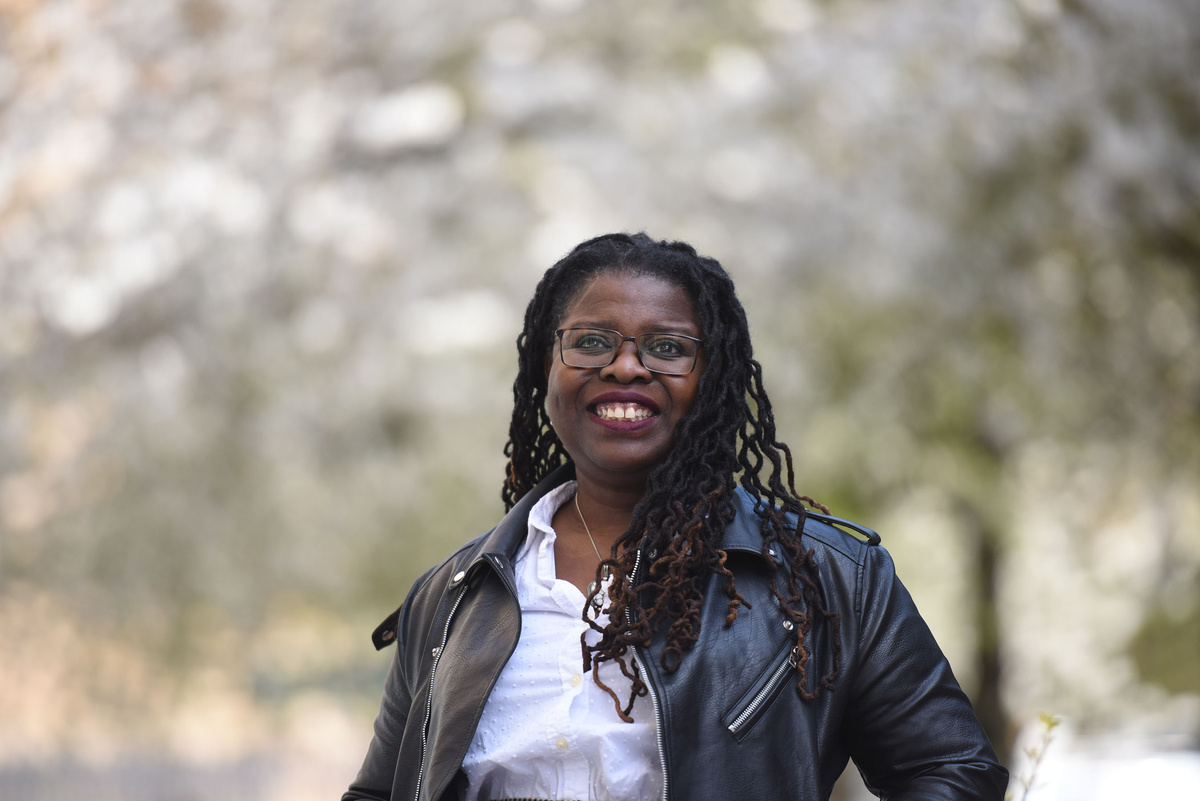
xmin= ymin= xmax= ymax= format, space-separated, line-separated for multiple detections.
xmin=572 ymin=476 xmax=642 ymax=549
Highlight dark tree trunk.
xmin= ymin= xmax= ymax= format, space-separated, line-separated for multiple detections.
xmin=973 ymin=528 xmax=1010 ymax=766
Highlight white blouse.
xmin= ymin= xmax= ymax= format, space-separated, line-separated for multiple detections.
xmin=461 ymin=481 xmax=664 ymax=801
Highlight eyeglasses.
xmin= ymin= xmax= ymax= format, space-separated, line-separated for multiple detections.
xmin=554 ymin=327 xmax=705 ymax=375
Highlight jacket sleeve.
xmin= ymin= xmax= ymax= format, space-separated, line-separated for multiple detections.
xmin=342 ymin=591 xmax=418 ymax=801
xmin=842 ymin=544 xmax=1008 ymax=800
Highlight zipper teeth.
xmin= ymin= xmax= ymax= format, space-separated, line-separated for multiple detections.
xmin=633 ymin=648 xmax=669 ymax=801
xmin=628 ymin=548 xmax=669 ymax=801
xmin=414 ymin=585 xmax=467 ymax=801
xmin=727 ymin=647 xmax=797 ymax=734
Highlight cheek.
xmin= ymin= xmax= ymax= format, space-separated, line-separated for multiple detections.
xmin=684 ymin=356 xmax=708 ymax=413
xmin=677 ymin=367 xmax=705 ymax=417
xmin=543 ymin=366 xmax=569 ymax=427
xmin=543 ymin=352 xmax=555 ymax=419
xmin=544 ymin=382 xmax=559 ymax=427
xmin=680 ymin=385 xmax=701 ymax=418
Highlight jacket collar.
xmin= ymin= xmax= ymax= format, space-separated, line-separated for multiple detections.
xmin=723 ymin=486 xmax=779 ymax=556
xmin=455 ymin=463 xmax=577 ymax=577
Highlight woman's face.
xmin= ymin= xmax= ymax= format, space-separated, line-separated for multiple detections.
xmin=545 ymin=271 xmax=706 ymax=492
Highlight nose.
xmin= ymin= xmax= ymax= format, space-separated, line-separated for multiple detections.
xmin=600 ymin=339 xmax=651 ymax=382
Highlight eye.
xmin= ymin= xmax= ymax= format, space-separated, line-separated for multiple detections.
xmin=568 ymin=330 xmax=616 ymax=352
xmin=643 ymin=335 xmax=690 ymax=359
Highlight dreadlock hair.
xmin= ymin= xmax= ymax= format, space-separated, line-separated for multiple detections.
xmin=502 ymin=232 xmax=842 ymax=721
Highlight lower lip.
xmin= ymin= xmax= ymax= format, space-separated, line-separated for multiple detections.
xmin=588 ymin=410 xmax=658 ymax=431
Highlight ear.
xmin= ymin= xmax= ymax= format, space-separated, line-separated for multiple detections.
xmin=544 ymin=347 xmax=554 ymax=380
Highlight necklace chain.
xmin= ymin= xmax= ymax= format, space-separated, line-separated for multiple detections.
xmin=574 ymin=492 xmax=613 ymax=611
xmin=574 ymin=492 xmax=605 ymax=563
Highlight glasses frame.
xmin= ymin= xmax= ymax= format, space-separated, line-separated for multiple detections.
xmin=554 ymin=327 xmax=705 ymax=376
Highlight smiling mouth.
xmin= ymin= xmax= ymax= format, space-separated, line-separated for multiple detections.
xmin=592 ymin=402 xmax=656 ymax=422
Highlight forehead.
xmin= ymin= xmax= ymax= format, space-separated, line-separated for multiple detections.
xmin=559 ymin=271 xmax=700 ymax=333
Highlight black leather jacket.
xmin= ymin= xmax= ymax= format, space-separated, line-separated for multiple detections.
xmin=344 ymin=467 xmax=1007 ymax=801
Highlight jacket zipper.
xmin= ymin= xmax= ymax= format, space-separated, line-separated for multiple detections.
xmin=628 ymin=547 xmax=669 ymax=801
xmin=726 ymin=644 xmax=800 ymax=736
xmin=413 ymin=583 xmax=468 ymax=801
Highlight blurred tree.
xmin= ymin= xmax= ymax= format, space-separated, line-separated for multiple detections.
xmin=0 ymin=0 xmax=1197 ymax=789
xmin=768 ymin=0 xmax=1200 ymax=760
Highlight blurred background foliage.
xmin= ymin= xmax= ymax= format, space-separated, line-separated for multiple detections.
xmin=1 ymin=0 xmax=1198 ymax=798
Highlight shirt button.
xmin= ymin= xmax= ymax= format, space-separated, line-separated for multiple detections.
xmin=570 ymin=674 xmax=582 ymax=687
xmin=556 ymin=737 xmax=569 ymax=750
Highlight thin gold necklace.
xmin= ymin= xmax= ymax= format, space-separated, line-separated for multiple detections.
xmin=574 ymin=493 xmax=613 ymax=611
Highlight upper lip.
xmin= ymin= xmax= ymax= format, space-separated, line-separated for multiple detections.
xmin=588 ymin=391 xmax=660 ymax=413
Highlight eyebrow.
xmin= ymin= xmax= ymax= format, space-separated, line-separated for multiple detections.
xmin=564 ymin=320 xmax=701 ymax=335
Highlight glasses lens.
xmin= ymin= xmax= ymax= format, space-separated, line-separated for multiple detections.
xmin=637 ymin=333 xmax=698 ymax=375
xmin=558 ymin=329 xmax=700 ymax=374
xmin=560 ymin=328 xmax=618 ymax=367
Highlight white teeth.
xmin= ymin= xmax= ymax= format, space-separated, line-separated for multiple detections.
xmin=594 ymin=402 xmax=654 ymax=421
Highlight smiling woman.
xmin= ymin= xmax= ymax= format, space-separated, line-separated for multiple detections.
xmin=342 ymin=233 xmax=1008 ymax=801
xmin=544 ymin=274 xmax=704 ymax=496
